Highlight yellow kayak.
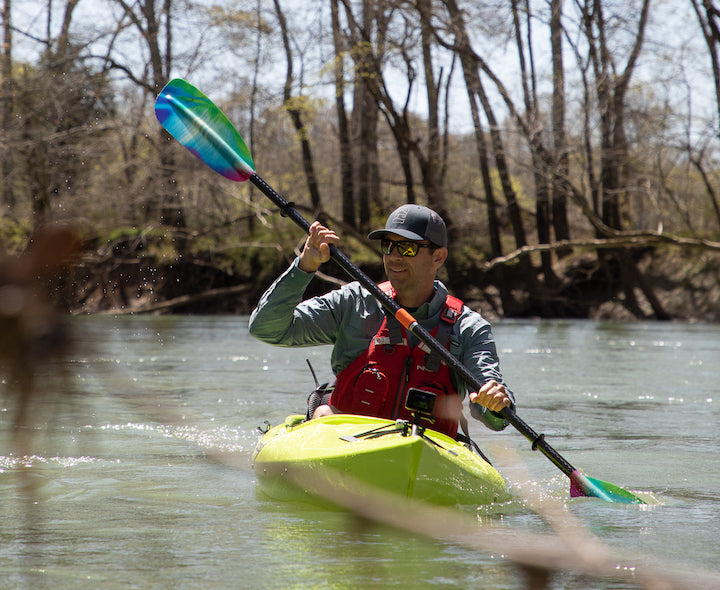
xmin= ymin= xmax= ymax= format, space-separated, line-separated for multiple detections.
xmin=252 ymin=414 xmax=510 ymax=507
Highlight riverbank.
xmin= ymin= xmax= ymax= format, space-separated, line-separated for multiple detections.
xmin=60 ymin=246 xmax=720 ymax=323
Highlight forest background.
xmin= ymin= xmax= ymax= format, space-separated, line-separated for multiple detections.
xmin=3 ymin=0 xmax=720 ymax=322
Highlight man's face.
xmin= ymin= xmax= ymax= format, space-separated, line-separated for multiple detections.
xmin=381 ymin=233 xmax=447 ymax=297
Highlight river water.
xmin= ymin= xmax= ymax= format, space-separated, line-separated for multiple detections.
xmin=1 ymin=316 xmax=719 ymax=589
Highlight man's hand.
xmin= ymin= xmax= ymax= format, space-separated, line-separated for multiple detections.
xmin=298 ymin=221 xmax=341 ymax=273
xmin=469 ymin=380 xmax=511 ymax=413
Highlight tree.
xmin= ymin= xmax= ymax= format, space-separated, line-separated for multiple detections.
xmin=341 ymin=0 xmax=454 ymax=232
xmin=690 ymin=0 xmax=720 ymax=230
xmin=441 ymin=0 xmax=529 ymax=254
xmin=1 ymin=0 xmax=14 ymax=213
xmin=343 ymin=0 xmax=384 ymax=230
xmin=273 ymin=0 xmax=324 ymax=217
xmin=692 ymin=0 xmax=720 ymax=129
xmin=331 ymin=0 xmax=356 ymax=228
xmin=3 ymin=0 xmax=114 ymax=227
xmin=103 ymin=0 xmax=188 ymax=251
xmin=549 ymin=0 xmax=571 ymax=252
xmin=580 ymin=0 xmax=652 ymax=232
xmin=417 ymin=0 xmax=449 ymax=220
xmin=511 ymin=0 xmax=557 ymax=285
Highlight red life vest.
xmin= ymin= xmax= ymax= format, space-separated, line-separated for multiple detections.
xmin=329 ymin=282 xmax=464 ymax=438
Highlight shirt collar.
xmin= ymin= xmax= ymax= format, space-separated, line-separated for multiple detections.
xmin=411 ymin=280 xmax=447 ymax=320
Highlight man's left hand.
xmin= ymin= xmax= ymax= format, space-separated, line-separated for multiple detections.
xmin=469 ymin=380 xmax=511 ymax=413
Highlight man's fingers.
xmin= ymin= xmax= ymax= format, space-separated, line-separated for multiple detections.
xmin=471 ymin=381 xmax=511 ymax=412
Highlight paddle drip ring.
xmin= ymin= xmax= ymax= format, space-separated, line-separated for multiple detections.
xmin=531 ymin=433 xmax=545 ymax=451
xmin=280 ymin=201 xmax=296 ymax=217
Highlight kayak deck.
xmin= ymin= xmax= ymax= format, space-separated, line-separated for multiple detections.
xmin=252 ymin=414 xmax=510 ymax=507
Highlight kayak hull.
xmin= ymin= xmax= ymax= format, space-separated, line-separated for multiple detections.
xmin=252 ymin=414 xmax=510 ymax=507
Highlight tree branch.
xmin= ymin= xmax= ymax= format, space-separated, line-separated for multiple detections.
xmin=481 ymin=233 xmax=720 ymax=270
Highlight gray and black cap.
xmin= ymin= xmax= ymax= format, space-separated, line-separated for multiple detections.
xmin=368 ymin=205 xmax=448 ymax=248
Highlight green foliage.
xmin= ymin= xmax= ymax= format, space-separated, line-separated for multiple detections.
xmin=105 ymin=226 xmax=144 ymax=244
xmin=0 ymin=218 xmax=32 ymax=256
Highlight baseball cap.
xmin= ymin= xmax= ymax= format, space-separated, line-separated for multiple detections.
xmin=368 ymin=205 xmax=448 ymax=247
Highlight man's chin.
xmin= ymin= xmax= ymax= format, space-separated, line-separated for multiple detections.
xmin=386 ymin=275 xmax=407 ymax=290
xmin=386 ymin=268 xmax=408 ymax=280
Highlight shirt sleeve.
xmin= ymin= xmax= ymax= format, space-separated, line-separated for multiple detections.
xmin=453 ymin=309 xmax=515 ymax=431
xmin=248 ymin=258 xmax=342 ymax=347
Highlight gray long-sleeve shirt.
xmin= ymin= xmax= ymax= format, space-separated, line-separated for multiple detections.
xmin=249 ymin=258 xmax=513 ymax=430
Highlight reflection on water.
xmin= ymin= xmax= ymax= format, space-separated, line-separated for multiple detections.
xmin=1 ymin=316 xmax=719 ymax=589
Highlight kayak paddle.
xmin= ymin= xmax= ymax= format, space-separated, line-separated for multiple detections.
xmin=154 ymin=78 xmax=646 ymax=504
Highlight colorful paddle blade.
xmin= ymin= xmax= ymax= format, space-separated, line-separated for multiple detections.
xmin=155 ymin=78 xmax=255 ymax=181
xmin=570 ymin=470 xmax=644 ymax=504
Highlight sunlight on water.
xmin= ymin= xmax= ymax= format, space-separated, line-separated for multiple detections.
xmin=0 ymin=455 xmax=99 ymax=470
xmin=96 ymin=421 xmax=257 ymax=455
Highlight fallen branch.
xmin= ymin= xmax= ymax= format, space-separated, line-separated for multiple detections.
xmin=481 ymin=233 xmax=720 ymax=270
xmin=94 ymin=283 xmax=254 ymax=315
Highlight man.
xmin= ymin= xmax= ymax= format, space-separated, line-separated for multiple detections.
xmin=249 ymin=204 xmax=513 ymax=438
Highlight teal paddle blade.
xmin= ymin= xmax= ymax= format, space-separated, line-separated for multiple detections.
xmin=155 ymin=78 xmax=255 ymax=181
xmin=570 ymin=470 xmax=644 ymax=504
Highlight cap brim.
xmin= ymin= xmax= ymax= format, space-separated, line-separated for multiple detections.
xmin=367 ymin=229 xmax=426 ymax=241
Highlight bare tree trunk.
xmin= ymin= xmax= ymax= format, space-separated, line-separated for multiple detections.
xmin=689 ymin=152 xmax=720 ymax=229
xmin=19 ymin=0 xmax=93 ymax=228
xmin=447 ymin=5 xmax=501 ymax=260
xmin=352 ymin=76 xmax=379 ymax=228
xmin=512 ymin=0 xmax=556 ymax=287
xmin=578 ymin=2 xmax=602 ymax=226
xmin=592 ymin=0 xmax=650 ymax=231
xmin=582 ymin=0 xmax=658 ymax=319
xmin=274 ymin=0 xmax=323 ymax=215
xmin=550 ymin=0 xmax=571 ymax=254
xmin=417 ymin=0 xmax=448 ymax=220
xmin=444 ymin=0 xmax=528 ymax=253
xmin=331 ymin=0 xmax=356 ymax=228
xmin=1 ymin=0 xmax=14 ymax=213
xmin=443 ymin=0 xmax=531 ymax=314
xmin=343 ymin=0 xmax=452 ymax=225
xmin=344 ymin=0 xmax=409 ymax=214
xmin=348 ymin=0 xmax=380 ymax=229
xmin=692 ymin=0 xmax=720 ymax=129
xmin=245 ymin=0 xmax=264 ymax=233
xmin=466 ymin=85 xmax=502 ymax=260
xmin=478 ymin=86 xmax=527 ymax=252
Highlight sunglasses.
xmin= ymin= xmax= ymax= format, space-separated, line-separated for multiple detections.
xmin=380 ymin=239 xmax=434 ymax=257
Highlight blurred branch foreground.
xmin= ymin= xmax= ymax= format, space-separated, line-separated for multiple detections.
xmin=279 ymin=464 xmax=720 ymax=590
xmin=0 ymin=223 xmax=82 ymax=450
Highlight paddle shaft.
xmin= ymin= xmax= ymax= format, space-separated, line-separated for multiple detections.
xmin=249 ymin=174 xmax=578 ymax=479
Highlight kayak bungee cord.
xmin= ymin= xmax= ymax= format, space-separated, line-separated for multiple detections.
xmin=154 ymin=78 xmax=646 ymax=504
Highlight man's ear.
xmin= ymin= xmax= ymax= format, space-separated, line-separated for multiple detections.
xmin=433 ymin=247 xmax=448 ymax=268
